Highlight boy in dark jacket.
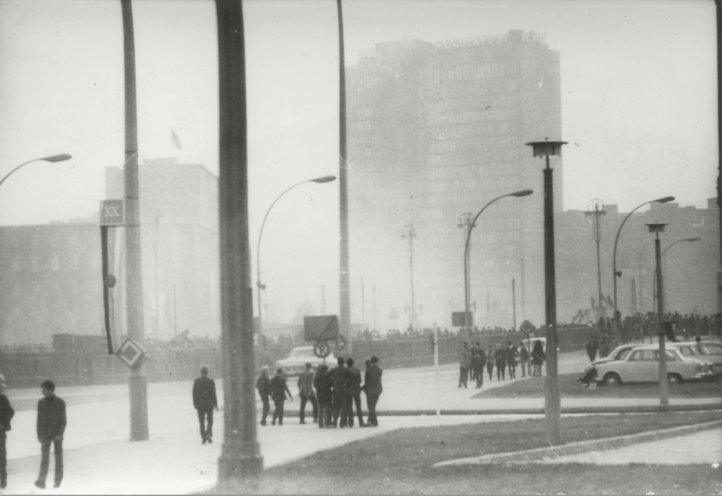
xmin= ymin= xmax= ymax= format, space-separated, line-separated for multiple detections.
xmin=35 ymin=380 xmax=66 ymax=489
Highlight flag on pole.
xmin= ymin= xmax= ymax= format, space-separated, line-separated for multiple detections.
xmin=171 ymin=129 xmax=182 ymax=150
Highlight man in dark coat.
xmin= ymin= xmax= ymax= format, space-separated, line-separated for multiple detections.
xmin=313 ymin=364 xmax=333 ymax=428
xmin=0 ymin=374 xmax=14 ymax=489
xmin=362 ymin=356 xmax=383 ymax=426
xmin=269 ymin=368 xmax=292 ymax=425
xmin=35 ymin=380 xmax=66 ymax=489
xmin=329 ymin=357 xmax=349 ymax=427
xmin=345 ymin=357 xmax=365 ymax=427
xmin=192 ymin=366 xmax=218 ymax=444
xmin=256 ymin=366 xmax=271 ymax=426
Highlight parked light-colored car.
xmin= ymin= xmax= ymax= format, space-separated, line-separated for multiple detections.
xmin=274 ymin=345 xmax=337 ymax=377
xmin=591 ymin=344 xmax=715 ymax=386
xmin=668 ymin=341 xmax=722 ymax=376
xmin=577 ymin=343 xmax=643 ymax=383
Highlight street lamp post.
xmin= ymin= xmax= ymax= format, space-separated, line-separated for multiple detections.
xmin=584 ymin=199 xmax=606 ymax=316
xmin=462 ymin=190 xmax=533 ymax=341
xmin=653 ymin=237 xmax=701 ymax=312
xmin=646 ymin=222 xmax=669 ymax=407
xmin=0 ymin=154 xmax=72 ymax=188
xmin=526 ymin=138 xmax=566 ymax=445
xmin=255 ymin=175 xmax=336 ymax=333
xmin=612 ymin=196 xmax=675 ymax=337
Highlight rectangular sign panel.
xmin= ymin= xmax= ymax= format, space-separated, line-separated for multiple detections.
xmin=100 ymin=199 xmax=125 ymax=226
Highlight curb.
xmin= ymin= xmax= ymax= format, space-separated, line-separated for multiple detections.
xmin=433 ymin=419 xmax=722 ymax=467
xmin=375 ymin=402 xmax=722 ymax=417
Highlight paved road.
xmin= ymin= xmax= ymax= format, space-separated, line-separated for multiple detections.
xmin=0 ymin=349 xmax=718 ymax=494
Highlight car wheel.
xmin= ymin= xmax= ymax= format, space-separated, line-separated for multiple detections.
xmin=667 ymin=373 xmax=682 ymax=385
xmin=603 ymin=373 xmax=621 ymax=387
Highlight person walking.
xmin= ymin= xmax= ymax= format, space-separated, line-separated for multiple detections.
xmin=519 ymin=342 xmax=530 ymax=377
xmin=314 ymin=364 xmax=333 ymax=428
xmin=297 ymin=363 xmax=318 ymax=425
xmin=269 ymin=368 xmax=292 ymax=425
xmin=485 ymin=346 xmax=494 ymax=381
xmin=507 ymin=342 xmax=518 ymax=379
xmin=362 ymin=356 xmax=383 ymax=426
xmin=586 ymin=338 xmax=599 ymax=362
xmin=346 ymin=357 xmax=365 ymax=427
xmin=494 ymin=343 xmax=506 ymax=381
xmin=35 ymin=380 xmax=66 ymax=489
xmin=192 ymin=366 xmax=218 ymax=444
xmin=256 ymin=366 xmax=271 ymax=426
xmin=472 ymin=343 xmax=486 ymax=388
xmin=458 ymin=342 xmax=471 ymax=388
xmin=0 ymin=374 xmax=14 ymax=489
xmin=531 ymin=339 xmax=545 ymax=377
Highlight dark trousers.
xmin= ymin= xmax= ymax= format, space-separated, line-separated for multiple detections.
xmin=272 ymin=398 xmax=285 ymax=425
xmin=260 ymin=395 xmax=270 ymax=425
xmin=458 ymin=366 xmax=468 ymax=387
xmin=475 ymin=367 xmax=484 ymax=387
xmin=37 ymin=438 xmax=63 ymax=485
xmin=318 ymin=400 xmax=332 ymax=427
xmin=299 ymin=394 xmax=318 ymax=423
xmin=196 ymin=407 xmax=214 ymax=440
xmin=332 ymin=392 xmax=348 ymax=427
xmin=0 ymin=431 xmax=6 ymax=484
xmin=496 ymin=361 xmax=506 ymax=380
xmin=365 ymin=392 xmax=380 ymax=426
xmin=348 ymin=393 xmax=364 ymax=426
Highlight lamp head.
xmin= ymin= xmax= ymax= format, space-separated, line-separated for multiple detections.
xmin=685 ymin=237 xmax=701 ymax=242
xmin=645 ymin=222 xmax=667 ymax=234
xmin=311 ymin=175 xmax=336 ymax=184
xmin=41 ymin=153 xmax=72 ymax=163
xmin=511 ymin=189 xmax=533 ymax=197
xmin=525 ymin=139 xmax=567 ymax=158
xmin=653 ymin=196 xmax=675 ymax=204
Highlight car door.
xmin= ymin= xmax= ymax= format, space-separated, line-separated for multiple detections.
xmin=622 ymin=349 xmax=656 ymax=382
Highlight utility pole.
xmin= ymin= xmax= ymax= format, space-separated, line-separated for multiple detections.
xmin=585 ymin=199 xmax=606 ymax=317
xmin=337 ymin=0 xmax=351 ymax=354
xmin=400 ymin=224 xmax=416 ymax=331
xmin=121 ymin=0 xmax=148 ymax=442
xmin=512 ymin=278 xmax=517 ymax=331
xmin=215 ymin=0 xmax=263 ymax=485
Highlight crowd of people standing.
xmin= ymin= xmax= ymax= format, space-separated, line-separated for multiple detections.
xmin=255 ymin=355 xmax=383 ymax=429
xmin=458 ymin=339 xmax=546 ymax=387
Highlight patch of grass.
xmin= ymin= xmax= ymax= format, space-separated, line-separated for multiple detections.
xmin=474 ymin=373 xmax=722 ymax=398
xmin=204 ymin=412 xmax=722 ymax=495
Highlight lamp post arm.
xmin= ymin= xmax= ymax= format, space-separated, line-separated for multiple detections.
xmin=464 ymin=192 xmax=515 ymax=260
xmin=256 ymin=179 xmax=311 ymax=287
xmin=612 ymin=201 xmax=651 ymax=277
xmin=0 ymin=160 xmax=40 ymax=189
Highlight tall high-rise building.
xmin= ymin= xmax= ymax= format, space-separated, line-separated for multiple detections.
xmin=347 ymin=30 xmax=562 ymax=331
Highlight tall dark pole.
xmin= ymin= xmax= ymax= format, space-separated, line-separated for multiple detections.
xmin=121 ymin=0 xmax=148 ymax=442
xmin=512 ymin=278 xmax=517 ymax=331
xmin=215 ymin=0 xmax=262 ymax=486
xmin=527 ymin=139 xmax=565 ymax=446
xmin=647 ymin=223 xmax=669 ymax=407
xmin=337 ymin=0 xmax=351 ymax=354
xmin=542 ymin=157 xmax=561 ymax=444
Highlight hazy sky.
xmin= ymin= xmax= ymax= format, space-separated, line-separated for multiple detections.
xmin=0 ymin=0 xmax=717 ymax=324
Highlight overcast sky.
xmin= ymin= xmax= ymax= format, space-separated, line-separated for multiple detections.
xmin=0 ymin=0 xmax=717 ymax=324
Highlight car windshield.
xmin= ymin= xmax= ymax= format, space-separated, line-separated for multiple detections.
xmin=290 ymin=348 xmax=314 ymax=358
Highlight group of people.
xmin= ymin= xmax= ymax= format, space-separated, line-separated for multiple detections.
xmin=255 ymin=356 xmax=383 ymax=429
xmin=458 ymin=339 xmax=546 ymax=387
xmin=0 ymin=376 xmax=67 ymax=490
